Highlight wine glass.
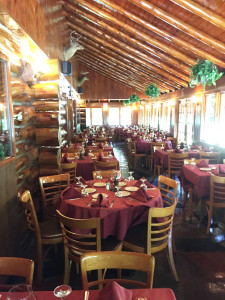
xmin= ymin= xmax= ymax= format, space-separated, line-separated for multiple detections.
xmin=140 ymin=178 xmax=147 ymax=189
xmin=53 ymin=285 xmax=72 ymax=300
xmin=7 ymin=284 xmax=36 ymax=300
xmin=115 ymin=185 xmax=121 ymax=197
xmin=96 ymin=171 xmax=102 ymax=179
xmin=76 ymin=176 xmax=82 ymax=186
xmin=108 ymin=151 xmax=113 ymax=157
xmin=89 ymin=149 xmax=93 ymax=156
xmin=128 ymin=171 xmax=134 ymax=180
xmin=81 ymin=184 xmax=88 ymax=197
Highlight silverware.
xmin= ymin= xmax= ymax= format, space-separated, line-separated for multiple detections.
xmin=110 ymin=199 xmax=115 ymax=207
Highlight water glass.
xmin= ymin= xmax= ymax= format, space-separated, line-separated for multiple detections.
xmin=7 ymin=284 xmax=36 ymax=300
xmin=53 ymin=285 xmax=72 ymax=300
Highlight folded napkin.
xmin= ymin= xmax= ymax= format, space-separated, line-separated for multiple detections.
xmin=164 ymin=143 xmax=170 ymax=151
xmin=72 ymin=177 xmax=92 ymax=187
xmin=90 ymin=193 xmax=109 ymax=207
xmin=135 ymin=178 xmax=154 ymax=188
xmin=220 ymin=165 xmax=225 ymax=174
xmin=62 ymin=186 xmax=82 ymax=200
xmin=61 ymin=153 xmax=69 ymax=163
xmin=196 ymin=159 xmax=209 ymax=168
xmin=173 ymin=148 xmax=182 ymax=153
xmin=131 ymin=187 xmax=151 ymax=202
xmin=98 ymin=281 xmax=132 ymax=300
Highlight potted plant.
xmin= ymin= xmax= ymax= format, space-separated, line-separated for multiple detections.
xmin=123 ymin=94 xmax=140 ymax=106
xmin=189 ymin=60 xmax=223 ymax=91
xmin=145 ymin=84 xmax=160 ymax=101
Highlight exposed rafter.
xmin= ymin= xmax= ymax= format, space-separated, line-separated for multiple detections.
xmin=171 ymin=0 xmax=225 ymax=31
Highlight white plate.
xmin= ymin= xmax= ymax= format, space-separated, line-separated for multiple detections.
xmin=93 ymin=182 xmax=107 ymax=187
xmin=116 ymin=191 xmax=131 ymax=197
xmin=118 ymin=181 xmax=126 ymax=187
xmin=125 ymin=186 xmax=139 ymax=192
xmin=92 ymin=193 xmax=108 ymax=198
xmin=199 ymin=168 xmax=212 ymax=171
xmin=85 ymin=188 xmax=96 ymax=194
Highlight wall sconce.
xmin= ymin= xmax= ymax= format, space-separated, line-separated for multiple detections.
xmin=103 ymin=103 xmax=109 ymax=111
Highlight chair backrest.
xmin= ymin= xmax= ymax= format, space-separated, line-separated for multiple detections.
xmin=209 ymin=175 xmax=225 ymax=208
xmin=93 ymin=170 xmax=122 ymax=179
xmin=81 ymin=251 xmax=155 ymax=290
xmin=0 ymin=257 xmax=34 ymax=288
xmin=147 ymin=199 xmax=178 ymax=255
xmin=39 ymin=173 xmax=70 ymax=216
xmin=20 ymin=190 xmax=42 ymax=247
xmin=56 ymin=210 xmax=101 ymax=263
xmin=95 ymin=137 xmax=107 ymax=142
xmin=158 ymin=175 xmax=178 ymax=206
xmin=167 ymin=137 xmax=177 ymax=149
xmin=60 ymin=162 xmax=77 ymax=183
xmin=62 ymin=152 xmax=79 ymax=157
xmin=94 ymin=160 xmax=119 ymax=170
xmin=199 ymin=151 xmax=221 ymax=164
xmin=168 ymin=152 xmax=188 ymax=175
xmin=151 ymin=142 xmax=165 ymax=154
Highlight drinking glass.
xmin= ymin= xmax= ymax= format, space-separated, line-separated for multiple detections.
xmin=7 ymin=284 xmax=36 ymax=300
xmin=53 ymin=285 xmax=72 ymax=300
xmin=89 ymin=149 xmax=93 ymax=156
xmin=140 ymin=178 xmax=147 ymax=189
xmin=76 ymin=176 xmax=82 ymax=185
xmin=115 ymin=185 xmax=121 ymax=197
xmin=108 ymin=151 xmax=112 ymax=157
xmin=81 ymin=184 xmax=88 ymax=197
xmin=128 ymin=171 xmax=134 ymax=181
xmin=96 ymin=171 xmax=102 ymax=179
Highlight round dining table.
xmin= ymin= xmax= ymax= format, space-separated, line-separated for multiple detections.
xmin=58 ymin=179 xmax=163 ymax=241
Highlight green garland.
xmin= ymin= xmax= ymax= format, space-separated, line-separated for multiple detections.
xmin=123 ymin=93 xmax=140 ymax=106
xmin=189 ymin=60 xmax=223 ymax=91
xmin=145 ymin=84 xmax=160 ymax=100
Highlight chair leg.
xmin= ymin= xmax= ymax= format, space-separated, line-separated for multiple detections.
xmin=188 ymin=188 xmax=193 ymax=220
xmin=63 ymin=255 xmax=71 ymax=285
xmin=36 ymin=249 xmax=43 ymax=284
xmin=167 ymin=236 xmax=179 ymax=282
xmin=207 ymin=205 xmax=213 ymax=235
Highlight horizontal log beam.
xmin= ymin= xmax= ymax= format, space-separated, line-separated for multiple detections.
xmin=64 ymin=2 xmax=190 ymax=74
xmin=129 ymin=0 xmax=225 ymax=55
xmin=68 ymin=21 xmax=188 ymax=87
xmin=171 ymin=0 xmax=225 ymax=31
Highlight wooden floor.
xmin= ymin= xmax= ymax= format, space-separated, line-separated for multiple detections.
xmin=24 ymin=142 xmax=225 ymax=299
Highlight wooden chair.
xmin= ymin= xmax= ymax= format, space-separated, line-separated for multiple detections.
xmin=206 ymin=175 xmax=225 ymax=235
xmin=60 ymin=162 xmax=77 ymax=184
xmin=39 ymin=173 xmax=70 ymax=217
xmin=149 ymin=142 xmax=165 ymax=171
xmin=56 ymin=211 xmax=123 ymax=284
xmin=0 ymin=257 xmax=34 ymax=290
xmin=81 ymin=251 xmax=155 ymax=290
xmin=167 ymin=137 xmax=177 ymax=149
xmin=95 ymin=137 xmax=107 ymax=143
xmin=158 ymin=175 xmax=178 ymax=206
xmin=123 ymin=199 xmax=179 ymax=282
xmin=184 ymin=159 xmax=209 ymax=165
xmin=75 ymin=138 xmax=85 ymax=143
xmin=93 ymin=170 xmax=122 ymax=179
xmin=94 ymin=160 xmax=119 ymax=171
xmin=130 ymin=142 xmax=147 ymax=170
xmin=167 ymin=152 xmax=188 ymax=178
xmin=199 ymin=151 xmax=221 ymax=164
xmin=20 ymin=191 xmax=63 ymax=283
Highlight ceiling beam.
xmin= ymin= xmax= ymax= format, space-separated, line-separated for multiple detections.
xmin=68 ymin=21 xmax=189 ymax=87
xmin=96 ymin=0 xmax=225 ymax=68
xmin=129 ymin=0 xmax=225 ymax=55
xmin=171 ymin=0 xmax=225 ymax=31
xmin=68 ymin=0 xmax=196 ymax=65
xmin=64 ymin=1 xmax=190 ymax=74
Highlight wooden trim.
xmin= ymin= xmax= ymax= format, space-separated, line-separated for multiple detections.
xmin=171 ymin=0 xmax=225 ymax=31
xmin=70 ymin=0 xmax=195 ymax=66
xmin=129 ymin=0 xmax=225 ymax=55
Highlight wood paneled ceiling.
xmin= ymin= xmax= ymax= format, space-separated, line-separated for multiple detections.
xmin=60 ymin=0 xmax=225 ymax=96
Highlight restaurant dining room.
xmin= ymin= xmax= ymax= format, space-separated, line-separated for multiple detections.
xmin=1 ymin=0 xmax=225 ymax=299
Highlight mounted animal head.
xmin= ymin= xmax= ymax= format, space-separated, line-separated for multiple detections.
xmin=78 ymin=71 xmax=89 ymax=87
xmin=63 ymin=31 xmax=84 ymax=61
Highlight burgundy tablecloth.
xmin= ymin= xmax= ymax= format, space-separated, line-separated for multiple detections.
xmin=154 ymin=149 xmax=201 ymax=169
xmin=85 ymin=145 xmax=114 ymax=156
xmin=0 ymin=289 xmax=176 ymax=300
xmin=136 ymin=140 xmax=172 ymax=154
xmin=58 ymin=180 xmax=163 ymax=240
xmin=179 ymin=164 xmax=221 ymax=198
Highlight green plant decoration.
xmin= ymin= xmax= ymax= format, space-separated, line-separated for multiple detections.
xmin=0 ymin=144 xmax=5 ymax=159
xmin=145 ymin=84 xmax=160 ymax=101
xmin=189 ymin=60 xmax=223 ymax=91
xmin=123 ymin=94 xmax=140 ymax=106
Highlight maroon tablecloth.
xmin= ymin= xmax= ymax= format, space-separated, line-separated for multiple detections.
xmin=136 ymin=140 xmax=172 ymax=154
xmin=179 ymin=164 xmax=222 ymax=198
xmin=58 ymin=179 xmax=163 ymax=240
xmin=85 ymin=145 xmax=114 ymax=156
xmin=0 ymin=289 xmax=176 ymax=300
xmin=154 ymin=149 xmax=201 ymax=169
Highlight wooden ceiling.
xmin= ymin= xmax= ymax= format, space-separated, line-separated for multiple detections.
xmin=59 ymin=0 xmax=225 ymax=96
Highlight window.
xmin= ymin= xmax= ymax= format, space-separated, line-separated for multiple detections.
xmin=86 ymin=108 xmax=90 ymax=127
xmin=178 ymin=100 xmax=194 ymax=146
xmin=178 ymin=100 xmax=186 ymax=143
xmin=186 ymin=102 xmax=194 ymax=146
xmin=0 ymin=58 xmax=13 ymax=160
xmin=108 ymin=107 xmax=119 ymax=125
xmin=201 ymin=94 xmax=216 ymax=144
xmin=120 ymin=107 xmax=131 ymax=125
xmin=92 ymin=108 xmax=103 ymax=125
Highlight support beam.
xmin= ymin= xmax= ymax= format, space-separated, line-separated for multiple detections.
xmin=129 ymin=0 xmax=225 ymax=55
xmin=171 ymin=0 xmax=225 ymax=31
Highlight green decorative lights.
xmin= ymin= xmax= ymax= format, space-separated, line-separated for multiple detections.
xmin=189 ymin=60 xmax=223 ymax=91
xmin=145 ymin=84 xmax=160 ymax=101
